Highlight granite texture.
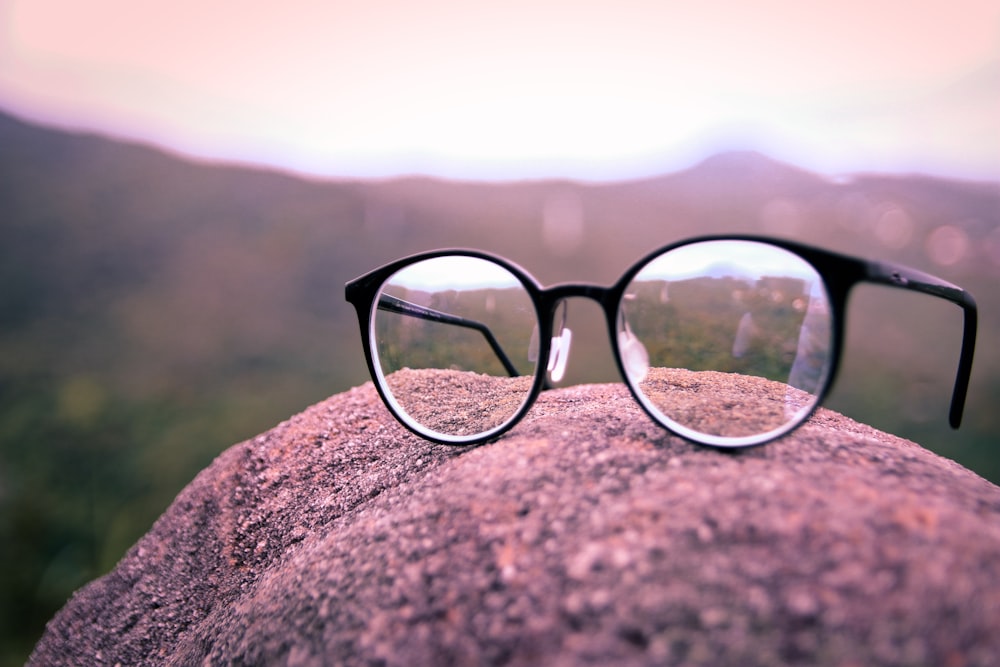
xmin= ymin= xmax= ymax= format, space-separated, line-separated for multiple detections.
xmin=30 ymin=382 xmax=1000 ymax=666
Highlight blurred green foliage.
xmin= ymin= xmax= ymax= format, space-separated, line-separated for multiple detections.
xmin=377 ymin=286 xmax=538 ymax=377
xmin=1 ymin=112 xmax=998 ymax=665
xmin=628 ymin=275 xmax=816 ymax=383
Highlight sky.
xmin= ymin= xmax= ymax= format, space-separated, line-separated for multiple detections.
xmin=0 ymin=0 xmax=998 ymax=181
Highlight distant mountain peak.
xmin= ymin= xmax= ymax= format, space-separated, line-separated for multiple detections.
xmin=689 ymin=150 xmax=811 ymax=175
xmin=657 ymin=150 xmax=828 ymax=194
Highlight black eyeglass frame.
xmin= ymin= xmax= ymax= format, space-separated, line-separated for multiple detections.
xmin=346 ymin=235 xmax=977 ymax=448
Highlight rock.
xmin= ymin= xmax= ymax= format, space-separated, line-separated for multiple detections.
xmin=29 ymin=383 xmax=1000 ymax=666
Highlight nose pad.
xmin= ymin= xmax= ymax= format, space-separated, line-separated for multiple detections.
xmin=618 ymin=329 xmax=649 ymax=384
xmin=547 ymin=328 xmax=573 ymax=383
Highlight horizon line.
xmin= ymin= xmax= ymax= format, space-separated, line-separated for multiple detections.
xmin=3 ymin=104 xmax=998 ymax=187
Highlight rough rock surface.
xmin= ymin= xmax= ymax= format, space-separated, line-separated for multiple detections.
xmin=30 ymin=383 xmax=1000 ymax=666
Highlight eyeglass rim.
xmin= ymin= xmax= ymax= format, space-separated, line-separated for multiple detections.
xmin=366 ymin=251 xmax=550 ymax=445
xmin=345 ymin=234 xmax=977 ymax=448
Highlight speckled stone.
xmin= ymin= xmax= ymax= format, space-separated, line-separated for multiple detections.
xmin=29 ymin=382 xmax=1000 ymax=666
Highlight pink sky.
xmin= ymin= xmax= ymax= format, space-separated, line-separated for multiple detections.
xmin=1 ymin=0 xmax=997 ymax=180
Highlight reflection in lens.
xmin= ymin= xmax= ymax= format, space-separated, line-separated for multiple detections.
xmin=372 ymin=256 xmax=539 ymax=441
xmin=618 ymin=240 xmax=833 ymax=445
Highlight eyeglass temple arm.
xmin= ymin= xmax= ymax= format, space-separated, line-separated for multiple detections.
xmin=376 ymin=294 xmax=520 ymax=377
xmin=864 ymin=261 xmax=978 ymax=428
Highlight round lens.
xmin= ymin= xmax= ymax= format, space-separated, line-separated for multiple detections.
xmin=618 ymin=240 xmax=834 ymax=446
xmin=371 ymin=255 xmax=540 ymax=442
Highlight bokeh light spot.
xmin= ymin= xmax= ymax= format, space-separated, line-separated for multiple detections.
xmin=542 ymin=191 xmax=584 ymax=257
xmin=874 ymin=204 xmax=914 ymax=250
xmin=925 ymin=225 xmax=969 ymax=266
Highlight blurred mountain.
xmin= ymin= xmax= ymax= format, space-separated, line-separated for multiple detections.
xmin=1 ymin=108 xmax=998 ymax=666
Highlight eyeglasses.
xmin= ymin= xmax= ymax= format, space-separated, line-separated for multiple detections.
xmin=346 ymin=235 xmax=977 ymax=448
